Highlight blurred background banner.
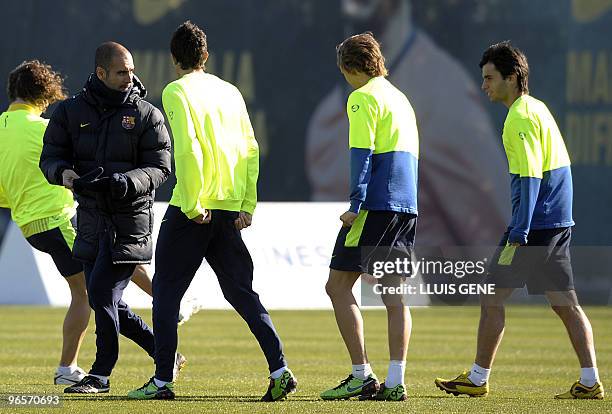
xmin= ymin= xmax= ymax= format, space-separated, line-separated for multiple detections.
xmin=0 ymin=1 xmax=610 ymax=257
xmin=1 ymin=202 xmax=609 ymax=307
xmin=0 ymin=202 xmax=358 ymax=309
xmin=0 ymin=0 xmax=343 ymax=203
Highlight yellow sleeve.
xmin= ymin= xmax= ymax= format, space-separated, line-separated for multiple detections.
xmin=162 ymin=84 xmax=206 ymax=219
xmin=505 ymin=119 xmax=543 ymax=179
xmin=239 ymin=98 xmax=259 ymax=215
xmin=0 ymin=184 xmax=8 ymax=208
xmin=347 ymin=91 xmax=377 ymax=150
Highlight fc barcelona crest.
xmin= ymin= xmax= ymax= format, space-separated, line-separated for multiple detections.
xmin=121 ymin=115 xmax=136 ymax=130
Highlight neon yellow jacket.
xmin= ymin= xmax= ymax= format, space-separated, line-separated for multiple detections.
xmin=162 ymin=72 xmax=259 ymax=218
xmin=346 ymin=76 xmax=419 ymax=214
xmin=0 ymin=104 xmax=75 ymax=235
xmin=502 ymin=95 xmax=574 ymax=244
xmin=0 ymin=185 xmax=7 ymax=208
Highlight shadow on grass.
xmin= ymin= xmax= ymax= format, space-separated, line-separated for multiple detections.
xmin=62 ymin=394 xmax=500 ymax=402
xmin=63 ymin=395 xmax=325 ymax=402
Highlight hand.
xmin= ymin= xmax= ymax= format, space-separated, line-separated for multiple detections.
xmin=340 ymin=211 xmax=358 ymax=227
xmin=192 ymin=209 xmax=211 ymax=224
xmin=234 ymin=211 xmax=252 ymax=230
xmin=72 ymin=167 xmax=110 ymax=194
xmin=62 ymin=169 xmax=80 ymax=190
xmin=109 ymin=173 xmax=129 ymax=199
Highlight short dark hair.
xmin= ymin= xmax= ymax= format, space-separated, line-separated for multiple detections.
xmin=7 ymin=60 xmax=66 ymax=108
xmin=479 ymin=41 xmax=529 ymax=94
xmin=95 ymin=41 xmax=130 ymax=71
xmin=171 ymin=21 xmax=208 ymax=70
xmin=336 ymin=32 xmax=388 ymax=77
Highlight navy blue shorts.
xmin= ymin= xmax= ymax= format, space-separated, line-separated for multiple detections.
xmin=25 ymin=216 xmax=82 ymax=277
xmin=330 ymin=210 xmax=417 ymax=273
xmin=485 ymin=227 xmax=574 ymax=294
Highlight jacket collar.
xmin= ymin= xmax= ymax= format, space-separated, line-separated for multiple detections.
xmin=81 ymin=74 xmax=147 ymax=109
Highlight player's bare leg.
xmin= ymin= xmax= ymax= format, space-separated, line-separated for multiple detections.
xmin=380 ymin=275 xmax=410 ymax=361
xmin=435 ymin=287 xmax=514 ymax=396
xmin=548 ymin=290 xmax=603 ymax=398
xmin=60 ymin=271 xmax=90 ymax=367
xmin=325 ymin=269 xmax=368 ymax=364
xmin=373 ymin=275 xmax=410 ymax=399
xmin=131 ymin=264 xmax=152 ymax=296
xmin=386 ymin=305 xmax=410 ymax=360
xmin=474 ymin=287 xmax=515 ymax=368
xmin=546 ymin=290 xmax=597 ymax=367
xmin=321 ymin=269 xmax=380 ymax=400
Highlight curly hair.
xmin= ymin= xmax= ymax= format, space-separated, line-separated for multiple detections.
xmin=479 ymin=41 xmax=529 ymax=94
xmin=336 ymin=32 xmax=388 ymax=77
xmin=171 ymin=20 xmax=208 ymax=70
xmin=7 ymin=60 xmax=66 ymax=109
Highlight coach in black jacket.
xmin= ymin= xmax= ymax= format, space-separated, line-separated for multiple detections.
xmin=40 ymin=42 xmax=172 ymax=394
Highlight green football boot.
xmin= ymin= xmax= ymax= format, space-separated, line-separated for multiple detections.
xmin=320 ymin=374 xmax=380 ymax=400
xmin=261 ymin=368 xmax=298 ymax=401
xmin=362 ymin=382 xmax=407 ymax=401
xmin=127 ymin=377 xmax=175 ymax=400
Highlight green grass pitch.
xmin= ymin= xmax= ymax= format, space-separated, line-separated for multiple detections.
xmin=0 ymin=306 xmax=610 ymax=413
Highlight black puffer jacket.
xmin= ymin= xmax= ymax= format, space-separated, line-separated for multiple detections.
xmin=40 ymin=74 xmax=171 ymax=264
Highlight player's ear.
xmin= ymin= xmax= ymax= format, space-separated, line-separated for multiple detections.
xmin=202 ymin=51 xmax=209 ymax=65
xmin=507 ymin=73 xmax=518 ymax=88
xmin=95 ymin=66 xmax=107 ymax=80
